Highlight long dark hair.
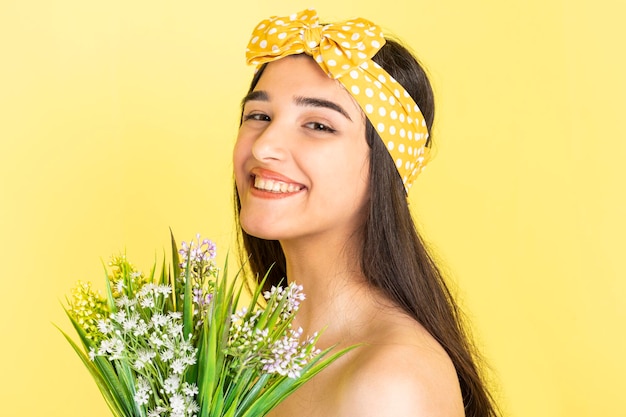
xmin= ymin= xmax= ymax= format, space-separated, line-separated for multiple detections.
xmin=234 ymin=39 xmax=500 ymax=417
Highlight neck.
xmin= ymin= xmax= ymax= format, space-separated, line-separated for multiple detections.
xmin=280 ymin=233 xmax=378 ymax=348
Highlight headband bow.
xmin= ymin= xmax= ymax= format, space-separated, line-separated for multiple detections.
xmin=246 ymin=9 xmax=430 ymax=191
xmin=247 ymin=11 xmax=384 ymax=80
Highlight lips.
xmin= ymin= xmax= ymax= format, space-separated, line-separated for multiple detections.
xmin=249 ymin=168 xmax=305 ymax=195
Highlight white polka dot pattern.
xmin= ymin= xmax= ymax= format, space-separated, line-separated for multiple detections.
xmin=246 ymin=8 xmax=430 ymax=191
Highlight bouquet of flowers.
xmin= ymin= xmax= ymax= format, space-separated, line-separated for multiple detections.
xmin=59 ymin=233 xmax=351 ymax=417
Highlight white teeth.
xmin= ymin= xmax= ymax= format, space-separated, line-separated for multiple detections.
xmin=254 ymin=176 xmax=303 ymax=193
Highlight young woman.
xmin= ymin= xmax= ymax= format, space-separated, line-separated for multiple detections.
xmin=233 ymin=9 xmax=499 ymax=417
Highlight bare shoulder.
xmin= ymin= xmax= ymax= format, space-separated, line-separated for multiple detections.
xmin=335 ymin=320 xmax=465 ymax=417
xmin=268 ymin=306 xmax=467 ymax=417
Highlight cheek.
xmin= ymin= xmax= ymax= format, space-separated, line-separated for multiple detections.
xmin=232 ymin=135 xmax=251 ymax=191
xmin=333 ymin=139 xmax=369 ymax=181
xmin=309 ymin=148 xmax=368 ymax=200
xmin=233 ymin=133 xmax=250 ymax=169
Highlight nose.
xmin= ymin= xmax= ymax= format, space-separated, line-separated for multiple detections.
xmin=250 ymin=119 xmax=289 ymax=162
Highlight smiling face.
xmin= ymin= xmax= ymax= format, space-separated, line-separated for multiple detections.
xmin=233 ymin=56 xmax=370 ymax=247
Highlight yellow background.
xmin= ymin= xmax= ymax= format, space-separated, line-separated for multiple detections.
xmin=1 ymin=0 xmax=624 ymax=416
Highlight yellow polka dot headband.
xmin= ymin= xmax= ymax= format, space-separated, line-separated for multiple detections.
xmin=246 ymin=8 xmax=430 ymax=191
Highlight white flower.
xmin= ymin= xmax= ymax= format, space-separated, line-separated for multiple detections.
xmin=231 ymin=307 xmax=248 ymax=322
xmin=260 ymin=327 xmax=310 ymax=378
xmin=182 ymin=353 xmax=197 ymax=366
xmin=187 ymin=401 xmax=200 ymax=414
xmin=134 ymin=377 xmax=151 ymax=406
xmin=139 ymin=296 xmax=155 ymax=308
xmin=160 ymin=348 xmax=174 ymax=362
xmin=147 ymin=406 xmax=166 ymax=417
xmin=96 ymin=319 xmax=113 ymax=334
xmin=152 ymin=313 xmax=168 ymax=327
xmin=115 ymin=295 xmax=135 ymax=308
xmin=138 ymin=284 xmax=152 ymax=298
xmin=170 ymin=358 xmax=186 ymax=374
xmin=111 ymin=310 xmax=127 ymax=325
xmin=169 ymin=323 xmax=183 ymax=335
xmin=163 ymin=374 xmax=180 ymax=394
xmin=98 ymin=339 xmax=115 ymax=356
xmin=169 ymin=393 xmax=185 ymax=414
xmin=122 ymin=313 xmax=140 ymax=332
xmin=156 ymin=284 xmax=172 ymax=296
xmin=182 ymin=382 xmax=198 ymax=397
xmin=133 ymin=349 xmax=156 ymax=370
xmin=134 ymin=389 xmax=150 ymax=406
xmin=149 ymin=332 xmax=165 ymax=348
xmin=133 ymin=319 xmax=149 ymax=336
xmin=180 ymin=339 xmax=195 ymax=354
xmin=110 ymin=338 xmax=125 ymax=360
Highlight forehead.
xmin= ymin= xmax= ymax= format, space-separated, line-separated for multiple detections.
xmin=256 ymin=56 xmax=345 ymax=93
xmin=258 ymin=54 xmax=331 ymax=81
xmin=252 ymin=56 xmax=363 ymax=117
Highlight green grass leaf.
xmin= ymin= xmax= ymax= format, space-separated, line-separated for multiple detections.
xmin=56 ymin=326 xmax=130 ymax=417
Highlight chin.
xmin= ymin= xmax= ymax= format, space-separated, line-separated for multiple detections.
xmin=239 ymin=210 xmax=283 ymax=241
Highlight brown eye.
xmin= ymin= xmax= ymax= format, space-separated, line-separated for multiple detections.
xmin=305 ymin=122 xmax=336 ymax=133
xmin=243 ymin=113 xmax=271 ymax=122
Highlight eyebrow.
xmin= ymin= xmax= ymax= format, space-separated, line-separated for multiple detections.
xmin=241 ymin=90 xmax=352 ymax=122
xmin=241 ymin=90 xmax=269 ymax=106
xmin=294 ymin=96 xmax=352 ymax=122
